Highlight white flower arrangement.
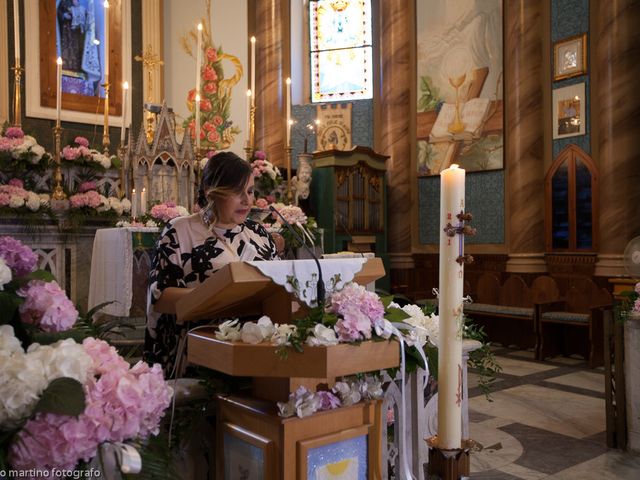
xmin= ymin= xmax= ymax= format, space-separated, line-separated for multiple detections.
xmin=0 ymin=258 xmax=11 ymax=291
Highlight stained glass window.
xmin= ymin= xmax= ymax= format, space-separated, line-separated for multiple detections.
xmin=309 ymin=0 xmax=373 ymax=103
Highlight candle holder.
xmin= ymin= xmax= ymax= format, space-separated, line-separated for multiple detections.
xmin=244 ymin=142 xmax=254 ymax=161
xmin=11 ymin=65 xmax=24 ymax=128
xmin=118 ymin=143 xmax=128 ymax=198
xmin=52 ymin=126 xmax=67 ymax=200
xmin=285 ymin=145 xmax=293 ymax=204
xmin=426 ymin=436 xmax=475 ymax=479
xmin=102 ymin=81 xmax=111 ymax=154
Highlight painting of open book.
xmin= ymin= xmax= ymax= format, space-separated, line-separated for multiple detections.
xmin=416 ymin=0 xmax=504 ymax=176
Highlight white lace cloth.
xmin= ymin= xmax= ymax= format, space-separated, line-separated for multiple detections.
xmin=247 ymin=258 xmax=368 ymax=307
xmin=88 ymin=227 xmax=158 ymax=316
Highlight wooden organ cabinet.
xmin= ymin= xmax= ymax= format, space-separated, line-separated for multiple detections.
xmin=310 ymin=147 xmax=389 ymax=283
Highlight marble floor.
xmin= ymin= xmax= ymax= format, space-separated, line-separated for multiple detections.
xmin=467 ymin=347 xmax=640 ymax=479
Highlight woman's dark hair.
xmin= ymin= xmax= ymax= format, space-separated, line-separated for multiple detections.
xmin=196 ymin=151 xmax=252 ymax=209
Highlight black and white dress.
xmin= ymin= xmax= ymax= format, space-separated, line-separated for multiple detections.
xmin=144 ymin=214 xmax=278 ymax=373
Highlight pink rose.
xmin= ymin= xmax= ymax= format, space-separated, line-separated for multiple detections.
xmin=202 ymin=65 xmax=217 ymax=82
xmin=204 ymin=82 xmax=217 ymax=94
xmin=207 ymin=131 xmax=220 ymax=143
xmin=205 ymin=47 xmax=218 ymax=63
xmin=212 ymin=115 xmax=223 ymax=126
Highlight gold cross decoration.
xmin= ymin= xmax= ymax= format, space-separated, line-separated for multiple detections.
xmin=134 ymin=44 xmax=164 ymax=104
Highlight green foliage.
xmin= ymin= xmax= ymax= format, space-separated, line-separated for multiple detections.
xmin=34 ymin=378 xmax=86 ymax=416
xmin=464 ymin=319 xmax=502 ymax=399
xmin=616 ymin=289 xmax=639 ymax=323
xmin=418 ymin=75 xmax=442 ymax=112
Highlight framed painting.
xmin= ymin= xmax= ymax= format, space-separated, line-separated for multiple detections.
xmin=298 ymin=425 xmax=371 ymax=479
xmin=553 ymin=34 xmax=587 ymax=81
xmin=24 ymin=0 xmax=131 ymax=126
xmin=416 ymin=0 xmax=504 ymax=176
xmin=552 ymin=83 xmax=586 ymax=139
xmin=222 ymin=423 xmax=274 ymax=480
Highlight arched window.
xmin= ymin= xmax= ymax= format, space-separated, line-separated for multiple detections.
xmin=309 ymin=0 xmax=373 ymax=103
xmin=545 ymin=145 xmax=598 ymax=251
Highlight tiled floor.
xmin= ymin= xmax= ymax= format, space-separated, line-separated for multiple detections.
xmin=467 ymin=347 xmax=640 ymax=479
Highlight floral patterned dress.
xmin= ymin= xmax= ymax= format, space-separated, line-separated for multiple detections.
xmin=144 ymin=214 xmax=277 ymax=374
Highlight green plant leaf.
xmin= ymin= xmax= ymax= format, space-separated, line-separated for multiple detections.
xmin=28 ymin=269 xmax=56 ymax=282
xmin=34 ymin=377 xmax=86 ymax=416
xmin=0 ymin=291 xmax=21 ymax=324
xmin=384 ymin=307 xmax=410 ymax=323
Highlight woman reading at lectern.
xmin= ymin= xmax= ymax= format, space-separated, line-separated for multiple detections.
xmin=144 ymin=151 xmax=279 ymax=374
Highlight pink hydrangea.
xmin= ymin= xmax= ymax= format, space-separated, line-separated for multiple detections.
xmin=78 ymin=181 xmax=97 ymax=193
xmin=17 ymin=280 xmax=79 ymax=332
xmin=150 ymin=202 xmax=188 ymax=222
xmin=253 ymin=150 xmax=266 ymax=160
xmin=74 ymin=136 xmax=90 ymax=148
xmin=334 ymin=305 xmax=373 ymax=342
xmin=634 ymin=298 xmax=640 ymax=314
xmin=0 ymin=236 xmax=38 ymax=276
xmin=328 ymin=283 xmax=385 ymax=342
xmin=8 ymin=340 xmax=172 ymax=472
xmin=62 ymin=145 xmax=81 ymax=160
xmin=5 ymin=127 xmax=24 ymax=139
xmin=8 ymin=178 xmax=24 ymax=188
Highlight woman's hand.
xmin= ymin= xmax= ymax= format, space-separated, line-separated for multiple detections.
xmin=271 ymin=232 xmax=286 ymax=257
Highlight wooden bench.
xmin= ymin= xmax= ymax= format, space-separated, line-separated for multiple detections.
xmin=536 ymin=277 xmax=612 ymax=367
xmin=464 ymin=274 xmax=560 ymax=350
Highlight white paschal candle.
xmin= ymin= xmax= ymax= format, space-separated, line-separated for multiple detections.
xmin=121 ymin=81 xmax=129 ymax=144
xmin=56 ymin=57 xmax=63 ymax=127
xmin=437 ymin=163 xmax=465 ymax=450
xmin=13 ymin=0 xmax=20 ymax=63
xmin=103 ymin=1 xmax=109 ymax=80
xmin=195 ymin=23 xmax=203 ymax=96
xmin=285 ymin=77 xmax=292 ymax=146
xmin=250 ymin=36 xmax=256 ymax=107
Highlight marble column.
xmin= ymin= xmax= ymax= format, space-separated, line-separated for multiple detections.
xmin=593 ymin=0 xmax=640 ymax=276
xmin=376 ymin=0 xmax=414 ymax=291
xmin=252 ymin=0 xmax=288 ymax=167
xmin=504 ymin=0 xmax=546 ymax=273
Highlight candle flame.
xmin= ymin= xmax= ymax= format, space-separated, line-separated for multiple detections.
xmin=286 ymin=77 xmax=291 ymax=85
xmin=132 ymin=188 xmax=136 ymax=194
xmin=250 ymin=36 xmax=256 ymax=44
xmin=142 ymin=187 xmax=146 ymax=193
xmin=56 ymin=57 xmax=62 ymax=65
xmin=450 ymin=164 xmax=459 ymax=169
xmin=246 ymin=89 xmax=252 ymax=97
xmin=195 ymin=93 xmax=201 ymax=102
xmin=123 ymin=81 xmax=129 ymax=90
xmin=197 ymin=23 xmax=203 ymax=31
xmin=104 ymin=1 xmax=109 ymax=8
xmin=288 ymin=119 xmax=294 ymax=126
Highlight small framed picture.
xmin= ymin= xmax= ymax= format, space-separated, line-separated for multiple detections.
xmin=222 ymin=423 xmax=275 ymax=479
xmin=554 ymin=33 xmax=587 ymax=81
xmin=552 ymin=83 xmax=586 ymax=139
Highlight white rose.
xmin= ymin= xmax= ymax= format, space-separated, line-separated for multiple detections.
xmin=306 ymin=324 xmax=339 ymax=346
xmin=120 ymin=198 xmax=132 ymax=213
xmin=241 ymin=322 xmax=265 ymax=344
xmin=0 ymin=258 xmax=12 ymax=292
xmin=215 ymin=319 xmax=242 ymax=342
xmin=9 ymin=195 xmax=24 ymax=208
xmin=0 ymin=325 xmax=22 ymax=356
xmin=29 ymin=145 xmax=45 ymax=163
xmin=26 ymin=192 xmax=41 ymax=212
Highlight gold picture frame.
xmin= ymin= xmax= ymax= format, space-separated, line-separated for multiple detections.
xmin=554 ymin=33 xmax=587 ymax=81
xmin=222 ymin=423 xmax=275 ymax=479
xmin=552 ymin=82 xmax=586 ymax=139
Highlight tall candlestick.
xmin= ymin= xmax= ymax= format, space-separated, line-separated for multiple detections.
xmin=56 ymin=57 xmax=63 ymax=128
xmin=285 ymin=77 xmax=292 ymax=146
xmin=13 ymin=0 xmax=20 ymax=62
xmin=195 ymin=93 xmax=201 ymax=151
xmin=121 ymin=81 xmax=129 ymax=144
xmin=131 ymin=188 xmax=137 ymax=218
xmin=250 ymin=36 xmax=256 ymax=107
xmin=103 ymin=1 xmax=109 ymax=80
xmin=140 ymin=188 xmax=147 ymax=215
xmin=246 ymin=89 xmax=252 ymax=137
xmin=437 ymin=164 xmax=466 ymax=450
xmin=195 ymin=23 xmax=203 ymax=95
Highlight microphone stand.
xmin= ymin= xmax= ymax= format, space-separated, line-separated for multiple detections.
xmin=269 ymin=206 xmax=325 ymax=305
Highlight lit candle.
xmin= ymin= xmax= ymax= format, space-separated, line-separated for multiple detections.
xmin=246 ymin=89 xmax=252 ymax=136
xmin=285 ymin=77 xmax=292 ymax=146
xmin=195 ymin=93 xmax=201 ymax=151
xmin=131 ymin=188 xmax=137 ymax=218
xmin=437 ymin=163 xmax=466 ymax=450
xmin=140 ymin=188 xmax=147 ymax=215
xmin=195 ymin=23 xmax=203 ymax=96
xmin=120 ymin=81 xmax=129 ymax=144
xmin=250 ymin=36 xmax=256 ymax=107
xmin=103 ymin=1 xmax=109 ymax=80
xmin=13 ymin=0 xmax=20 ymax=63
xmin=56 ymin=57 xmax=63 ymax=128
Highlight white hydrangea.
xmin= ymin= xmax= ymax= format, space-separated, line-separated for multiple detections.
xmin=120 ymin=198 xmax=132 ymax=213
xmin=176 ymin=206 xmax=190 ymax=217
xmin=96 ymin=194 xmax=110 ymax=212
xmin=0 ymin=325 xmax=22 ymax=357
xmin=30 ymin=144 xmax=45 ymax=163
xmin=9 ymin=195 xmax=24 ymax=209
xmin=0 ymin=258 xmax=12 ymax=291
xmin=27 ymin=339 xmax=92 ymax=385
xmin=22 ymin=135 xmax=37 ymax=148
xmin=108 ymin=197 xmax=124 ymax=216
xmin=26 ymin=191 xmax=41 ymax=211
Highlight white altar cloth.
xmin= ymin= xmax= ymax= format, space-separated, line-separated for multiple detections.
xmin=88 ymin=227 xmax=158 ymax=317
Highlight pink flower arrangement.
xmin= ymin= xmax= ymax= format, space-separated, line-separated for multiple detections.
xmin=328 ymin=283 xmax=385 ymax=342
xmin=78 ymin=181 xmax=97 ymax=193
xmin=149 ymin=202 xmax=189 ymax=223
xmin=69 ymin=191 xmax=102 ymax=209
xmin=17 ymin=280 xmax=79 ymax=332
xmin=8 ymin=178 xmax=24 ymax=188
xmin=5 ymin=127 xmax=24 ymax=139
xmin=255 ymin=198 xmax=269 ymax=209
xmin=74 ymin=136 xmax=90 ymax=148
xmin=8 ymin=339 xmax=172 ymax=472
xmin=0 ymin=236 xmax=38 ymax=276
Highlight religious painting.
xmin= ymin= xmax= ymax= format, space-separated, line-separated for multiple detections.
xmin=553 ymin=34 xmax=587 ymax=81
xmin=26 ymin=0 xmax=128 ymax=122
xmin=298 ymin=427 xmax=369 ymax=479
xmin=223 ymin=424 xmax=274 ymax=479
xmin=416 ymin=0 xmax=504 ymax=176
xmin=316 ymin=103 xmax=352 ymax=151
xmin=552 ymin=83 xmax=586 ymax=139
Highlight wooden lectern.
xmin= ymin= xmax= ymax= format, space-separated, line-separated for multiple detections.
xmin=172 ymin=257 xmax=398 ymax=479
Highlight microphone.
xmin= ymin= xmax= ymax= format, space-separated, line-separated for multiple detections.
xmin=269 ymin=205 xmax=325 ymax=305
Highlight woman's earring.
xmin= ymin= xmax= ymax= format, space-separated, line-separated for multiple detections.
xmin=201 ymin=202 xmax=214 ymax=227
